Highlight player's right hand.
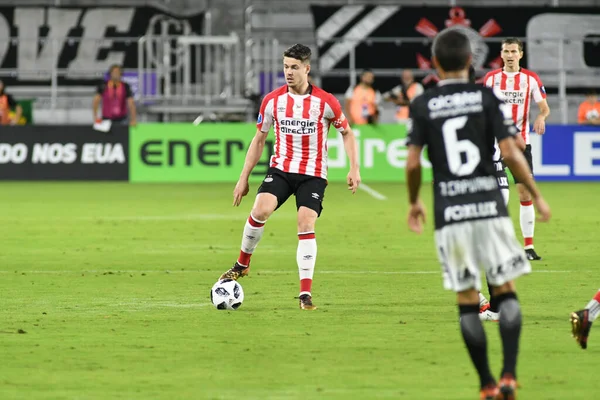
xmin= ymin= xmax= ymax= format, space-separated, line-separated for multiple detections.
xmin=533 ymin=196 xmax=551 ymax=222
xmin=407 ymin=200 xmax=426 ymax=234
xmin=347 ymin=168 xmax=361 ymax=194
xmin=233 ymin=179 xmax=250 ymax=207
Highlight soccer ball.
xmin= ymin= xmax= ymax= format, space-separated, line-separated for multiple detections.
xmin=210 ymin=279 xmax=244 ymax=310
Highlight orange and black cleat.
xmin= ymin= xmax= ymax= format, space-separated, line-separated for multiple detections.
xmin=219 ymin=262 xmax=250 ymax=281
xmin=479 ymin=384 xmax=499 ymax=400
xmin=570 ymin=309 xmax=592 ymax=350
xmin=299 ymin=294 xmax=317 ymax=310
xmin=496 ymin=374 xmax=517 ymax=400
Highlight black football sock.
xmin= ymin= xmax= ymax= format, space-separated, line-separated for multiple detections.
xmin=487 ymin=280 xmax=499 ymax=313
xmin=497 ymin=292 xmax=522 ymax=378
xmin=459 ymin=304 xmax=495 ymax=388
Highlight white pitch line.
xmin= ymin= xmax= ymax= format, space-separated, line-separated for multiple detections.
xmin=50 ymin=302 xmax=214 ymax=312
xmin=78 ymin=214 xmax=276 ymax=221
xmin=359 ymin=183 xmax=387 ymax=200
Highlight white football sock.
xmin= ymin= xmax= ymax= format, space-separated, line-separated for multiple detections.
xmin=586 ymin=290 xmax=600 ymax=322
xmin=237 ymin=214 xmax=266 ymax=266
xmin=520 ymin=201 xmax=535 ymax=248
xmin=297 ymin=232 xmax=317 ymax=296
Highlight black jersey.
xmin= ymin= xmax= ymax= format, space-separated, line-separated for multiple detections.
xmin=407 ymin=79 xmax=518 ymax=229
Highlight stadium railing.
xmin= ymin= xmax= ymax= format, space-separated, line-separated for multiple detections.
xmin=0 ymin=33 xmax=252 ymax=123
xmin=252 ymin=35 xmax=600 ymax=124
xmin=136 ymin=33 xmax=251 ymax=120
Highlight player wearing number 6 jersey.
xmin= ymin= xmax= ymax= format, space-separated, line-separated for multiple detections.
xmin=483 ymin=38 xmax=550 ymax=261
xmin=406 ymin=29 xmax=551 ymax=399
xmin=218 ymin=44 xmax=361 ymax=310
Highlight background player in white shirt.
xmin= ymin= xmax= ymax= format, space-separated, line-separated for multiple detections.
xmin=483 ymin=38 xmax=550 ymax=261
xmin=218 ymin=44 xmax=361 ymax=310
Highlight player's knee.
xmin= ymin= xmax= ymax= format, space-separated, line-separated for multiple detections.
xmin=297 ymin=218 xmax=316 ymax=233
xmin=491 ymin=281 xmax=516 ymax=297
xmin=252 ymin=195 xmax=277 ymax=221
xmin=456 ymin=288 xmax=480 ymax=305
xmin=252 ymin=206 xmax=274 ymax=222
xmin=297 ymin=207 xmax=317 ymax=233
xmin=516 ymin=184 xmax=531 ymax=201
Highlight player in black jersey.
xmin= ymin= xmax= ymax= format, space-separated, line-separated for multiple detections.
xmin=405 ymin=30 xmax=551 ymax=400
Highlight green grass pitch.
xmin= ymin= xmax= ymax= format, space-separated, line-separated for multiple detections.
xmin=0 ymin=182 xmax=598 ymax=399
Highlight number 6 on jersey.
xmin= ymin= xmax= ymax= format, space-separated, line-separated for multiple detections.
xmin=442 ymin=116 xmax=481 ymax=176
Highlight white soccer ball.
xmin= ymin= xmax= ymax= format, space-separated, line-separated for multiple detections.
xmin=210 ymin=279 xmax=244 ymax=310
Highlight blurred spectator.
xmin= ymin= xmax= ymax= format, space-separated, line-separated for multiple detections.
xmin=383 ymin=69 xmax=424 ymax=122
xmin=93 ymin=65 xmax=137 ymax=127
xmin=344 ymin=69 xmax=381 ymax=125
xmin=577 ymin=89 xmax=600 ymax=125
xmin=0 ymin=80 xmax=23 ymax=125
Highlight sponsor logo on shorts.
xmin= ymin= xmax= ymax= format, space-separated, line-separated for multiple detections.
xmin=444 ymin=201 xmax=499 ymax=222
xmin=264 ymin=175 xmax=273 ymax=183
xmin=311 ymin=192 xmax=320 ymax=200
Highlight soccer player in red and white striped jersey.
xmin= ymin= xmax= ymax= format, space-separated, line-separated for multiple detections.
xmin=483 ymin=38 xmax=551 ymax=261
xmin=218 ymin=44 xmax=361 ymax=310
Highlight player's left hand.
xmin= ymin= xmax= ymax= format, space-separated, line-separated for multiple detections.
xmin=533 ymin=116 xmax=545 ymax=135
xmin=347 ymin=168 xmax=361 ymax=194
xmin=408 ymin=200 xmax=426 ymax=234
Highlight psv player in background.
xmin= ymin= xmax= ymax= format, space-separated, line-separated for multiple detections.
xmin=474 ymin=65 xmax=527 ymax=322
xmin=483 ymin=38 xmax=550 ymax=261
xmin=218 ymin=44 xmax=361 ymax=310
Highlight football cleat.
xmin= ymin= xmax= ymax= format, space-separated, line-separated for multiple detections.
xmin=525 ymin=248 xmax=541 ymax=261
xmin=480 ymin=384 xmax=499 ymax=400
xmin=299 ymin=294 xmax=317 ymax=310
xmin=496 ymin=374 xmax=517 ymax=400
xmin=479 ymin=310 xmax=500 ymax=322
xmin=570 ymin=309 xmax=592 ymax=350
xmin=219 ymin=262 xmax=250 ymax=281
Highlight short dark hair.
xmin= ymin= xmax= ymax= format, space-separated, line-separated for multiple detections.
xmin=468 ymin=65 xmax=476 ymax=83
xmin=432 ymin=29 xmax=472 ymax=72
xmin=502 ymin=38 xmax=523 ymax=52
xmin=283 ymin=44 xmax=311 ymax=63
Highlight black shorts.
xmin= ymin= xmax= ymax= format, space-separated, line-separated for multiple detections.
xmin=512 ymin=144 xmax=533 ymax=184
xmin=257 ymin=167 xmax=327 ymax=216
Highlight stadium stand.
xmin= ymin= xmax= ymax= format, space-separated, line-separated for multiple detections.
xmin=0 ymin=0 xmax=598 ymax=124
